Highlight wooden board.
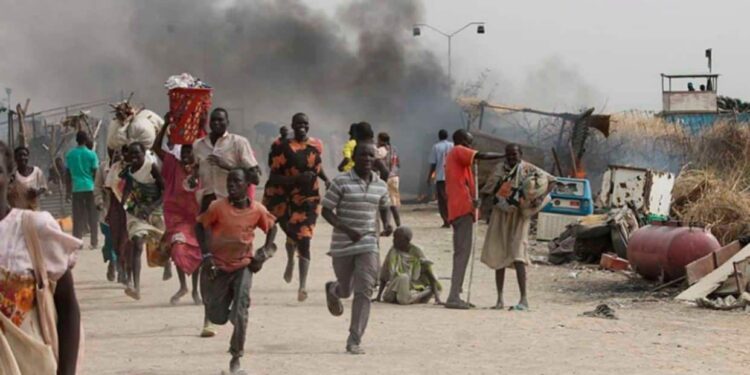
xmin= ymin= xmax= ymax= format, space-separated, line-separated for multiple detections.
xmin=715 ymin=242 xmax=742 ymax=267
xmin=685 ymin=255 xmax=717 ymax=286
xmin=676 ymin=244 xmax=750 ymax=301
xmin=684 ymin=241 xmax=741 ymax=285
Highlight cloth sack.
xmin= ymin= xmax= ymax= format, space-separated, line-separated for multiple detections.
xmin=0 ymin=212 xmax=59 ymax=374
xmin=106 ymin=109 xmax=164 ymax=150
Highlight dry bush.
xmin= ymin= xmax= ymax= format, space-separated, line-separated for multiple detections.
xmin=669 ymin=123 xmax=750 ymax=244
xmin=692 ymin=122 xmax=750 ymax=177
xmin=673 ymin=170 xmax=750 ymax=244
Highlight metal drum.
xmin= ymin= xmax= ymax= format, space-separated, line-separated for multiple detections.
xmin=627 ymin=222 xmax=720 ymax=281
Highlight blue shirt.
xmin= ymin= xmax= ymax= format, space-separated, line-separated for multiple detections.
xmin=65 ymin=146 xmax=99 ymax=193
xmin=428 ymin=140 xmax=454 ymax=182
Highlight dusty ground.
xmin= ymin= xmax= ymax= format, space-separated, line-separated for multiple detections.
xmin=76 ymin=205 xmax=750 ymax=375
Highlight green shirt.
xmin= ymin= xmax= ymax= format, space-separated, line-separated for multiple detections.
xmin=66 ymin=146 xmax=99 ymax=193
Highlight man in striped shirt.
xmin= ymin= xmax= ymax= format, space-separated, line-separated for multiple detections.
xmin=322 ymin=141 xmax=393 ymax=355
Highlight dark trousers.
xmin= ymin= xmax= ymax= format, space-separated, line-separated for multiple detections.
xmin=331 ymin=252 xmax=379 ymax=346
xmin=436 ymin=181 xmax=449 ymax=225
xmin=201 ymin=267 xmax=253 ymax=357
xmin=447 ymin=214 xmax=473 ymax=303
xmin=72 ymin=191 xmax=99 ymax=246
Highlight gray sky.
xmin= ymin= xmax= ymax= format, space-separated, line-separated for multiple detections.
xmin=314 ymin=0 xmax=750 ymax=112
xmin=2 ymin=0 xmax=748 ymax=114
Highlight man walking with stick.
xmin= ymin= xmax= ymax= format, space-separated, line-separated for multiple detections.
xmin=444 ymin=129 xmax=504 ymax=310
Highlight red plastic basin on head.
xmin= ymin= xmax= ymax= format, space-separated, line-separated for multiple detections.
xmin=168 ymin=87 xmax=213 ymax=145
xmin=626 ymin=222 xmax=720 ymax=282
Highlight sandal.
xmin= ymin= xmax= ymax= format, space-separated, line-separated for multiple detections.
xmin=508 ymin=304 xmax=529 ymax=312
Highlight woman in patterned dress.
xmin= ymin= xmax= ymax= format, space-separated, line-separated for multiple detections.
xmin=264 ymin=113 xmax=329 ymax=302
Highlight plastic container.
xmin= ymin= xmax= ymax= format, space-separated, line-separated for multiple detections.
xmin=168 ymin=87 xmax=212 ymax=145
xmin=626 ymin=221 xmax=720 ymax=281
xmin=541 ymin=177 xmax=594 ymax=216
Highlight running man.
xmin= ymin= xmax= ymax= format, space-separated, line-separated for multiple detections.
xmin=322 ymin=141 xmax=393 ymax=354
xmin=194 ymin=108 xmax=260 ymax=213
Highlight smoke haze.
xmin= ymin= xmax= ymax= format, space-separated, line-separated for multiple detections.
xmin=0 ymin=0 xmax=457 ymax=194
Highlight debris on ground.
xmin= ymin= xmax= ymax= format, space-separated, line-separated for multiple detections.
xmin=600 ymin=253 xmax=630 ymax=271
xmin=685 ymin=241 xmax=742 ymax=285
xmin=582 ymin=304 xmax=618 ymax=320
xmin=676 ymin=244 xmax=750 ymax=301
xmin=696 ymin=293 xmax=750 ymax=311
xmin=546 ymin=206 xmax=639 ymax=265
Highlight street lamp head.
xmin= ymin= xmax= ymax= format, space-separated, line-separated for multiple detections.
xmin=477 ymin=24 xmax=485 ymax=34
xmin=4 ymin=88 xmax=11 ymax=96
xmin=412 ymin=26 xmax=421 ymax=37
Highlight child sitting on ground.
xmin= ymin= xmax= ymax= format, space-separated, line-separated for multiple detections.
xmin=374 ymin=226 xmax=442 ymax=305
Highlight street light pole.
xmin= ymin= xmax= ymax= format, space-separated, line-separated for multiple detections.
xmin=5 ymin=88 xmax=11 ymax=146
xmin=413 ymin=22 xmax=485 ymax=85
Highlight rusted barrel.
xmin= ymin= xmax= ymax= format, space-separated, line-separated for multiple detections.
xmin=626 ymin=222 xmax=720 ymax=282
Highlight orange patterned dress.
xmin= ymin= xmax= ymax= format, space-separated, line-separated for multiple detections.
xmin=263 ymin=137 xmax=323 ymax=241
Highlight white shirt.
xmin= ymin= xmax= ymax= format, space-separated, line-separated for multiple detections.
xmin=0 ymin=209 xmax=81 ymax=281
xmin=193 ymin=132 xmax=258 ymax=201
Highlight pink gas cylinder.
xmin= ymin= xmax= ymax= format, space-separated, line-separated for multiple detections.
xmin=626 ymin=222 xmax=720 ymax=282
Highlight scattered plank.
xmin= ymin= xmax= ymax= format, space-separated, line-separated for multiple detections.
xmin=684 ymin=241 xmax=741 ymax=285
xmin=676 ymin=244 xmax=750 ymax=301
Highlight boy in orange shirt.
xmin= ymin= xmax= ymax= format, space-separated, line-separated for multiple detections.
xmin=197 ymin=167 xmax=278 ymax=374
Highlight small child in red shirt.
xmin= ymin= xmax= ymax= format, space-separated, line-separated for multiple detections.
xmin=197 ymin=167 xmax=277 ymax=374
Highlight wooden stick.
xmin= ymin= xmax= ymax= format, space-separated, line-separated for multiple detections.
xmin=92 ymin=119 xmax=103 ymax=150
xmin=16 ymin=103 xmax=27 ymax=147
xmin=648 ymin=276 xmax=686 ymax=293
xmin=568 ymin=140 xmax=578 ymax=177
xmin=551 ymin=147 xmax=564 ymax=176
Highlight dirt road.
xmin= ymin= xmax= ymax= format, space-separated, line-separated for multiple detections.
xmin=76 ymin=205 xmax=750 ymax=374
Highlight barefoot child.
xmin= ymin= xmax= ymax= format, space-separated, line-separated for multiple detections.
xmin=120 ymin=142 xmax=166 ymax=300
xmin=374 ymin=226 xmax=442 ymax=305
xmin=197 ymin=167 xmax=277 ymax=374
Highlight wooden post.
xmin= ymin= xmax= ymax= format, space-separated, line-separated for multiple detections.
xmin=15 ymin=99 xmax=30 ymax=147
xmin=568 ymin=140 xmax=578 ymax=177
xmin=551 ymin=147 xmax=564 ymax=176
xmin=6 ymin=110 xmax=12 ymax=149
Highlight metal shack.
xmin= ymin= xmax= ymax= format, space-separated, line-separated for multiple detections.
xmin=658 ymin=73 xmax=750 ymax=132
